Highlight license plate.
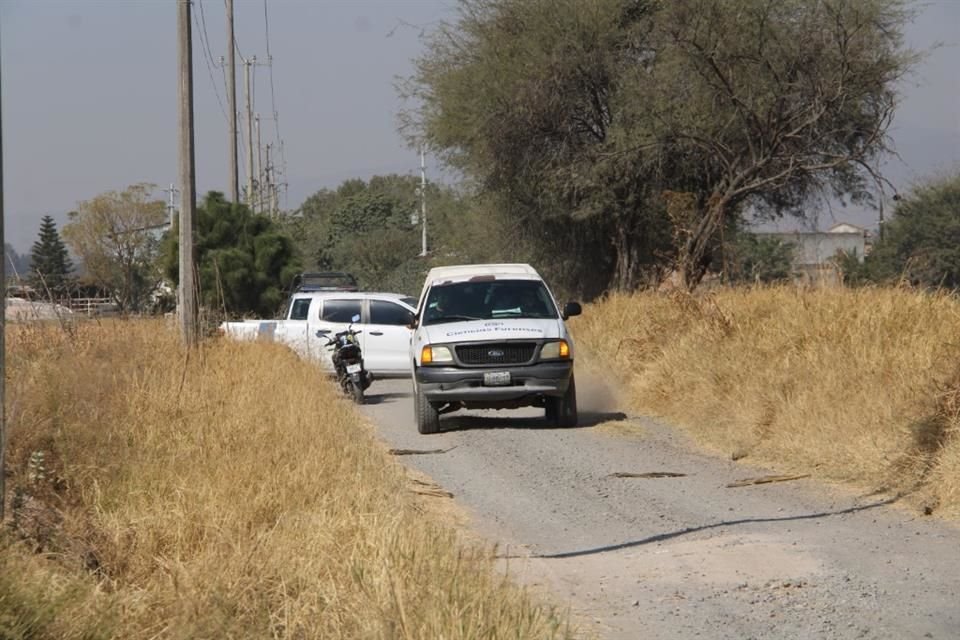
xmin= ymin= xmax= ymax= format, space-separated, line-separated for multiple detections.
xmin=483 ymin=371 xmax=511 ymax=386
xmin=346 ymin=364 xmax=362 ymax=374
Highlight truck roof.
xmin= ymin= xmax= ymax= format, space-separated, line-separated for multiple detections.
xmin=291 ymin=271 xmax=359 ymax=292
xmin=416 ymin=264 xmax=543 ymax=309
xmin=424 ymin=263 xmax=541 ymax=285
xmin=288 ymin=290 xmax=415 ymax=303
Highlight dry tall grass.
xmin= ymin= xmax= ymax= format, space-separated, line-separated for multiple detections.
xmin=571 ymin=287 xmax=960 ymax=516
xmin=1 ymin=321 xmax=570 ymax=639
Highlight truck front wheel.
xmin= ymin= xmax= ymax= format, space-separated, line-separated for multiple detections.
xmin=414 ymin=378 xmax=441 ymax=434
xmin=547 ymin=375 xmax=578 ymax=428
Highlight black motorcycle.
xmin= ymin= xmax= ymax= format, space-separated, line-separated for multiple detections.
xmin=322 ymin=317 xmax=371 ymax=404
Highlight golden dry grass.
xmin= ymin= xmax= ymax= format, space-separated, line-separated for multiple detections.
xmin=1 ymin=320 xmax=571 ymax=639
xmin=571 ymin=286 xmax=960 ymax=516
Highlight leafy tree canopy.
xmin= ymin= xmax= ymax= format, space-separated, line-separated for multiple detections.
xmin=850 ymin=174 xmax=960 ymax=288
xmin=291 ymin=174 xmax=497 ymax=295
xmin=63 ymin=183 xmax=166 ymax=311
xmin=727 ymin=234 xmax=796 ymax=285
xmin=162 ymin=192 xmax=302 ymax=318
xmin=404 ymin=0 xmax=917 ymax=293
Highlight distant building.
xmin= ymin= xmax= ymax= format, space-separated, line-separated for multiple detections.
xmin=753 ymin=222 xmax=871 ymax=285
xmin=827 ymin=222 xmax=865 ymax=235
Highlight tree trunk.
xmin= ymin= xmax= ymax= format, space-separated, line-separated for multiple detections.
xmin=678 ymin=198 xmax=727 ymax=292
xmin=611 ymin=223 xmax=642 ymax=292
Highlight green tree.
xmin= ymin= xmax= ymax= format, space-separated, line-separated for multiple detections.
xmin=634 ymin=0 xmax=915 ymax=289
xmin=28 ymin=215 xmax=74 ymax=297
xmin=403 ymin=0 xmax=671 ymax=295
xmin=404 ymin=0 xmax=916 ymax=293
xmin=855 ymin=175 xmax=960 ymax=288
xmin=63 ymin=184 xmax=165 ymax=311
xmin=162 ymin=192 xmax=301 ymax=317
xmin=727 ymin=235 xmax=796 ymax=284
xmin=835 ymin=249 xmax=873 ymax=287
xmin=291 ymin=175 xmax=489 ymax=294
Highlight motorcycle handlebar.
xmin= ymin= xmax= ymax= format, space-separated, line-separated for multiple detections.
xmin=325 ymin=328 xmax=362 ymax=348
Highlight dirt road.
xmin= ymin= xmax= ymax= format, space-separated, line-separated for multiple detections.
xmin=361 ymin=378 xmax=960 ymax=639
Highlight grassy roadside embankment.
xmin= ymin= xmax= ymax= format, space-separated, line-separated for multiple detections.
xmin=1 ymin=321 xmax=570 ymax=639
xmin=571 ymin=287 xmax=960 ymax=517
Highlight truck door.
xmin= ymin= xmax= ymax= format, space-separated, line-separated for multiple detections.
xmin=363 ymin=299 xmax=414 ymax=375
xmin=277 ymin=297 xmax=311 ymax=359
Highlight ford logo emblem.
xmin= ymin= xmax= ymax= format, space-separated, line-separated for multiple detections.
xmin=488 ymin=349 xmax=505 ymax=357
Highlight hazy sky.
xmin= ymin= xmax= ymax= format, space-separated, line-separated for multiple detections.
xmin=1 ymin=0 xmax=957 ymax=251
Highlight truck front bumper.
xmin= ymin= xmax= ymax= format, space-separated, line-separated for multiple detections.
xmin=415 ymin=361 xmax=573 ymax=404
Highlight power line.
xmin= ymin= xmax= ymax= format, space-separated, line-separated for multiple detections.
xmin=194 ymin=0 xmax=229 ymax=121
xmin=262 ymin=0 xmax=288 ymax=211
xmin=263 ymin=0 xmax=281 ymax=144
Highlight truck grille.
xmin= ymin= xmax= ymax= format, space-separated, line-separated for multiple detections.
xmin=456 ymin=342 xmax=536 ymax=366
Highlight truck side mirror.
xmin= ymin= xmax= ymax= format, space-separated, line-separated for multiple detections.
xmin=406 ymin=313 xmax=418 ymax=330
xmin=562 ymin=302 xmax=582 ymax=319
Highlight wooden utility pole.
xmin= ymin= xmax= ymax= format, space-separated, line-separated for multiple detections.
xmin=254 ymin=112 xmax=262 ymax=212
xmin=178 ymin=0 xmax=198 ymax=346
xmin=226 ymin=0 xmax=239 ymax=204
xmin=419 ymin=147 xmax=428 ymax=256
xmin=244 ymin=56 xmax=256 ymax=207
xmin=0 ymin=25 xmax=7 ymax=521
xmin=265 ymin=143 xmax=277 ymax=217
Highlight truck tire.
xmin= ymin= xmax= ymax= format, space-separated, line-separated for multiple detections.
xmin=545 ymin=398 xmax=557 ymax=423
xmin=548 ymin=375 xmax=578 ymax=428
xmin=415 ymin=379 xmax=441 ymax=435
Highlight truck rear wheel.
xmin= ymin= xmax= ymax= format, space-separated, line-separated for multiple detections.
xmin=415 ymin=379 xmax=441 ymax=434
xmin=547 ymin=375 xmax=578 ymax=428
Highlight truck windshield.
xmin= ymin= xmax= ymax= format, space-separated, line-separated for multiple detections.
xmin=422 ymin=280 xmax=558 ymax=325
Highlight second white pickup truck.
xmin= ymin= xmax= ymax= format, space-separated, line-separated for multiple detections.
xmin=220 ymin=291 xmax=418 ymax=377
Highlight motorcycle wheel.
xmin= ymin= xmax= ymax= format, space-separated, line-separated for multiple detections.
xmin=347 ymin=380 xmax=365 ymax=404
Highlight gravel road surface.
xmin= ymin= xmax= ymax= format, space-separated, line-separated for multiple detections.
xmin=361 ymin=377 xmax=960 ymax=639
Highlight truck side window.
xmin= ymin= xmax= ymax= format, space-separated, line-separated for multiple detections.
xmin=370 ymin=300 xmax=413 ymax=326
xmin=321 ymin=299 xmax=362 ymax=323
xmin=289 ymin=298 xmax=311 ymax=320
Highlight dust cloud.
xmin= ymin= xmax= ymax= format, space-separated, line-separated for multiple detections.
xmin=576 ymin=368 xmax=626 ymax=417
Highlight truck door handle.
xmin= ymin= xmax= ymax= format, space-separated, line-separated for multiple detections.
xmin=315 ymin=329 xmax=331 ymax=337
xmin=369 ymin=331 xmax=384 ymax=336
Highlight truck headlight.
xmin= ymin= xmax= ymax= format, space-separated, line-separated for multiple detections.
xmin=421 ymin=345 xmax=454 ymax=365
xmin=540 ymin=340 xmax=570 ymax=360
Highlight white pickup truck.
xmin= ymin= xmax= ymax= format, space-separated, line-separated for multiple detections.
xmin=409 ymin=263 xmax=582 ymax=433
xmin=219 ymin=291 xmax=418 ymax=377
